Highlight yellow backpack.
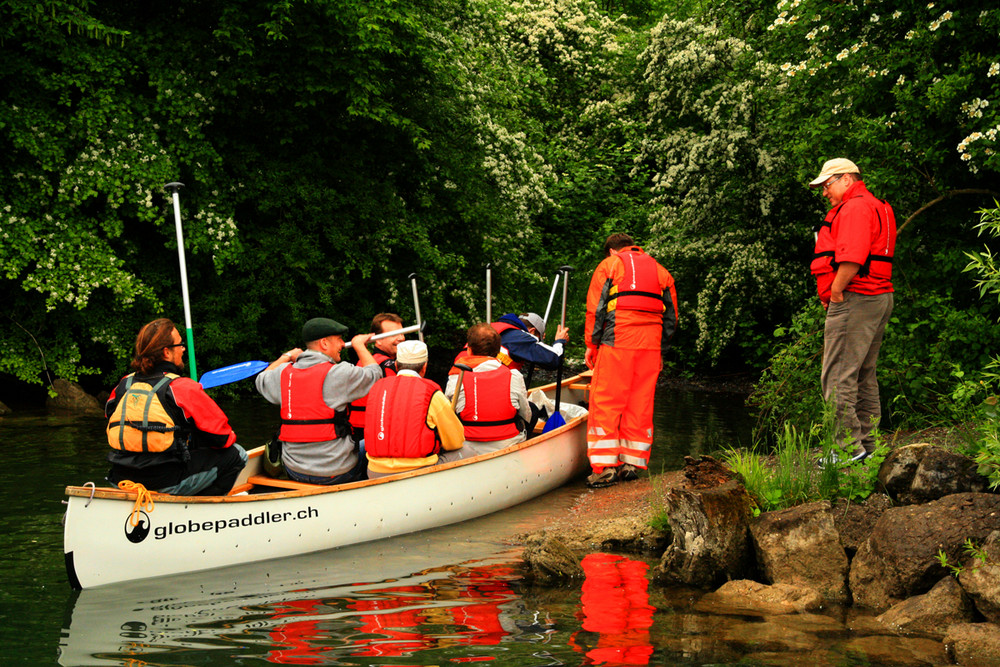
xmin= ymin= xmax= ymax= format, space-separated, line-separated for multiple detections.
xmin=107 ymin=373 xmax=185 ymax=453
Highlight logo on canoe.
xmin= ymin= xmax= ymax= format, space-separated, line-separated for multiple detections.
xmin=124 ymin=511 xmax=151 ymax=543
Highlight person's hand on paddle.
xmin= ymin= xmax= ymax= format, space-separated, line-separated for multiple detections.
xmin=585 ymin=347 xmax=597 ymax=369
xmin=351 ymin=334 xmax=378 ymax=367
xmin=264 ymin=347 xmax=303 ymax=371
xmin=555 ymin=325 xmax=569 ymax=341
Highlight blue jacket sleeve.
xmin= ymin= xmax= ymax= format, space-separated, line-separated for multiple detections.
xmin=502 ymin=330 xmax=564 ymax=370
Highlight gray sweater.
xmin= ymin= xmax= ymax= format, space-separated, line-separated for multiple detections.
xmin=256 ymin=349 xmax=381 ymax=477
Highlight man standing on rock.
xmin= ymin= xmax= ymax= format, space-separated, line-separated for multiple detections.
xmin=585 ymin=233 xmax=677 ymax=488
xmin=809 ymin=158 xmax=896 ymax=462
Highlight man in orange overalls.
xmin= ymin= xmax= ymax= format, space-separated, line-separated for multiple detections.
xmin=585 ymin=234 xmax=677 ymax=488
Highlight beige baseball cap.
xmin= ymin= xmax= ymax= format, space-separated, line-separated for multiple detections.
xmin=396 ymin=340 xmax=428 ymax=365
xmin=809 ymin=158 xmax=860 ymax=187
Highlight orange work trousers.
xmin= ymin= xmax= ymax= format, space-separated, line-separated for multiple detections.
xmin=587 ymin=346 xmax=661 ymax=472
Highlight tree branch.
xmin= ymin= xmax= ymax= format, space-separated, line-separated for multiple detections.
xmin=898 ymin=189 xmax=1000 ymax=235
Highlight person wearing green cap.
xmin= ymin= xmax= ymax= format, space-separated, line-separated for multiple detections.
xmin=255 ymin=317 xmax=381 ymax=484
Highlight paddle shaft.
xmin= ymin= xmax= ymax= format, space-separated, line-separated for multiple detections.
xmin=370 ymin=322 xmax=422 ymax=342
xmin=486 ymin=264 xmax=492 ymax=323
xmin=451 ymin=363 xmax=472 ymax=411
xmin=552 ymin=266 xmax=573 ymax=415
xmin=542 ymin=271 xmax=560 ymax=339
xmin=408 ymin=274 xmax=424 ymax=342
xmin=166 ymin=182 xmax=197 ymax=380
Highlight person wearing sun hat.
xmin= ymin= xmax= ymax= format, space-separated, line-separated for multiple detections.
xmin=364 ymin=340 xmax=467 ymax=478
xmin=809 ymin=158 xmax=896 ymax=463
xmin=255 ymin=316 xmax=381 ymax=484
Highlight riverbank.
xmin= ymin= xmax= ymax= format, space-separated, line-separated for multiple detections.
xmin=514 ymin=441 xmax=1000 ymax=665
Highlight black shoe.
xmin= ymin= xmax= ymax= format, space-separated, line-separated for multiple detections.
xmin=586 ymin=469 xmax=618 ymax=488
xmin=619 ymin=464 xmax=640 ymax=482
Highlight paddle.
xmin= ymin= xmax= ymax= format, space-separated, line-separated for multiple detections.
xmin=408 ymin=273 xmax=425 ymax=342
xmin=542 ymin=270 xmax=561 ymax=340
xmin=486 ymin=263 xmax=492 ymax=323
xmin=451 ymin=363 xmax=472 ymax=411
xmin=199 ymin=360 xmax=269 ymax=389
xmin=542 ymin=265 xmax=573 ymax=433
xmin=165 ymin=182 xmax=198 ymax=380
xmin=526 ymin=269 xmax=563 ymax=389
xmin=370 ymin=321 xmax=425 ymax=342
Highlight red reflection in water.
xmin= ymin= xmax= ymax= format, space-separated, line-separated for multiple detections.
xmin=571 ymin=553 xmax=654 ymax=665
xmin=263 ymin=562 xmax=519 ymax=663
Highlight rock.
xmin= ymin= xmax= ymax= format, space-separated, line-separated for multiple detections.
xmin=960 ymin=531 xmax=1000 ymax=623
xmin=944 ymin=622 xmax=1000 ymax=666
xmin=46 ymin=379 xmax=102 ymax=416
xmin=750 ymin=500 xmax=850 ymax=604
xmin=879 ymin=444 xmax=989 ymax=505
xmin=520 ymin=534 xmax=584 ymax=582
xmin=0 ymin=399 xmax=10 ymax=415
xmin=694 ymin=580 xmax=824 ymax=615
xmin=654 ymin=457 xmax=755 ymax=588
xmin=876 ymin=575 xmax=975 ymax=638
xmin=850 ymin=493 xmax=1000 ymax=611
xmin=839 ymin=635 xmax=948 ymax=666
xmin=832 ymin=493 xmax=893 ymax=556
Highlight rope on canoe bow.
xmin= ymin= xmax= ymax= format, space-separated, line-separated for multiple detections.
xmin=117 ymin=480 xmax=154 ymax=526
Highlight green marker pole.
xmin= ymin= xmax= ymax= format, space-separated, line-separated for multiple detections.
xmin=165 ymin=182 xmax=197 ymax=380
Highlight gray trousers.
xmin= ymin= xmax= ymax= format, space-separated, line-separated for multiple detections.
xmin=821 ymin=291 xmax=893 ymax=453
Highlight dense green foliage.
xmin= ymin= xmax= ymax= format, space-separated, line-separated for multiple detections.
xmin=1 ymin=0 xmax=999 ymax=443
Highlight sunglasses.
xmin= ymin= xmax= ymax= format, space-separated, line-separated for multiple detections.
xmin=163 ymin=342 xmax=186 ymax=349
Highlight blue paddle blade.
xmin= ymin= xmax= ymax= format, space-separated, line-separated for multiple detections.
xmin=541 ymin=410 xmax=567 ymax=434
xmin=199 ymin=360 xmax=269 ymax=389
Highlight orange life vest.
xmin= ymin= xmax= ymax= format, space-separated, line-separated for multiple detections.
xmin=364 ymin=374 xmax=440 ymax=458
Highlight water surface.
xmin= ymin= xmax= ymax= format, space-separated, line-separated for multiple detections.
xmin=1 ymin=385 xmax=936 ymax=666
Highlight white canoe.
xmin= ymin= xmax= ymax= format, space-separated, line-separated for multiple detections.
xmin=63 ymin=372 xmax=591 ymax=589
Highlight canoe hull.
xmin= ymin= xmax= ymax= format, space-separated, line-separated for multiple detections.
xmin=64 ymin=375 xmax=590 ymax=588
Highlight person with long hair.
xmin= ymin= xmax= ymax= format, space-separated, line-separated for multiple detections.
xmin=105 ymin=318 xmax=246 ymax=495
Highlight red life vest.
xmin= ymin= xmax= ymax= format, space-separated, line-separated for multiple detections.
xmin=811 ymin=189 xmax=895 ymax=299
xmin=458 ymin=364 xmax=520 ymax=442
xmin=606 ymin=249 xmax=665 ymax=314
xmin=364 ymin=374 xmax=440 ymax=458
xmin=278 ymin=363 xmax=350 ymax=442
xmin=348 ymin=353 xmax=395 ymax=430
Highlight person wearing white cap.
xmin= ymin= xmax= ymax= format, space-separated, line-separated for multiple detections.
xmin=809 ymin=158 xmax=896 ymax=462
xmin=364 ymin=340 xmax=467 ymax=478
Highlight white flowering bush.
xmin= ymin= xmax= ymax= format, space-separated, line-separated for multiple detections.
xmin=762 ymin=0 xmax=999 ymax=200
xmin=633 ymin=18 xmax=811 ymax=365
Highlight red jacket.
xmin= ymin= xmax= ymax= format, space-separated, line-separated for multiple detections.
xmin=586 ymin=246 xmax=677 ymax=352
xmin=811 ymin=180 xmax=896 ymax=304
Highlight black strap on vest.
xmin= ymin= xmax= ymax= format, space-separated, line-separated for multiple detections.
xmin=281 ymin=409 xmax=352 ymax=439
xmin=608 ymin=290 xmax=663 ymax=302
xmin=459 ymin=416 xmax=518 ymax=427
